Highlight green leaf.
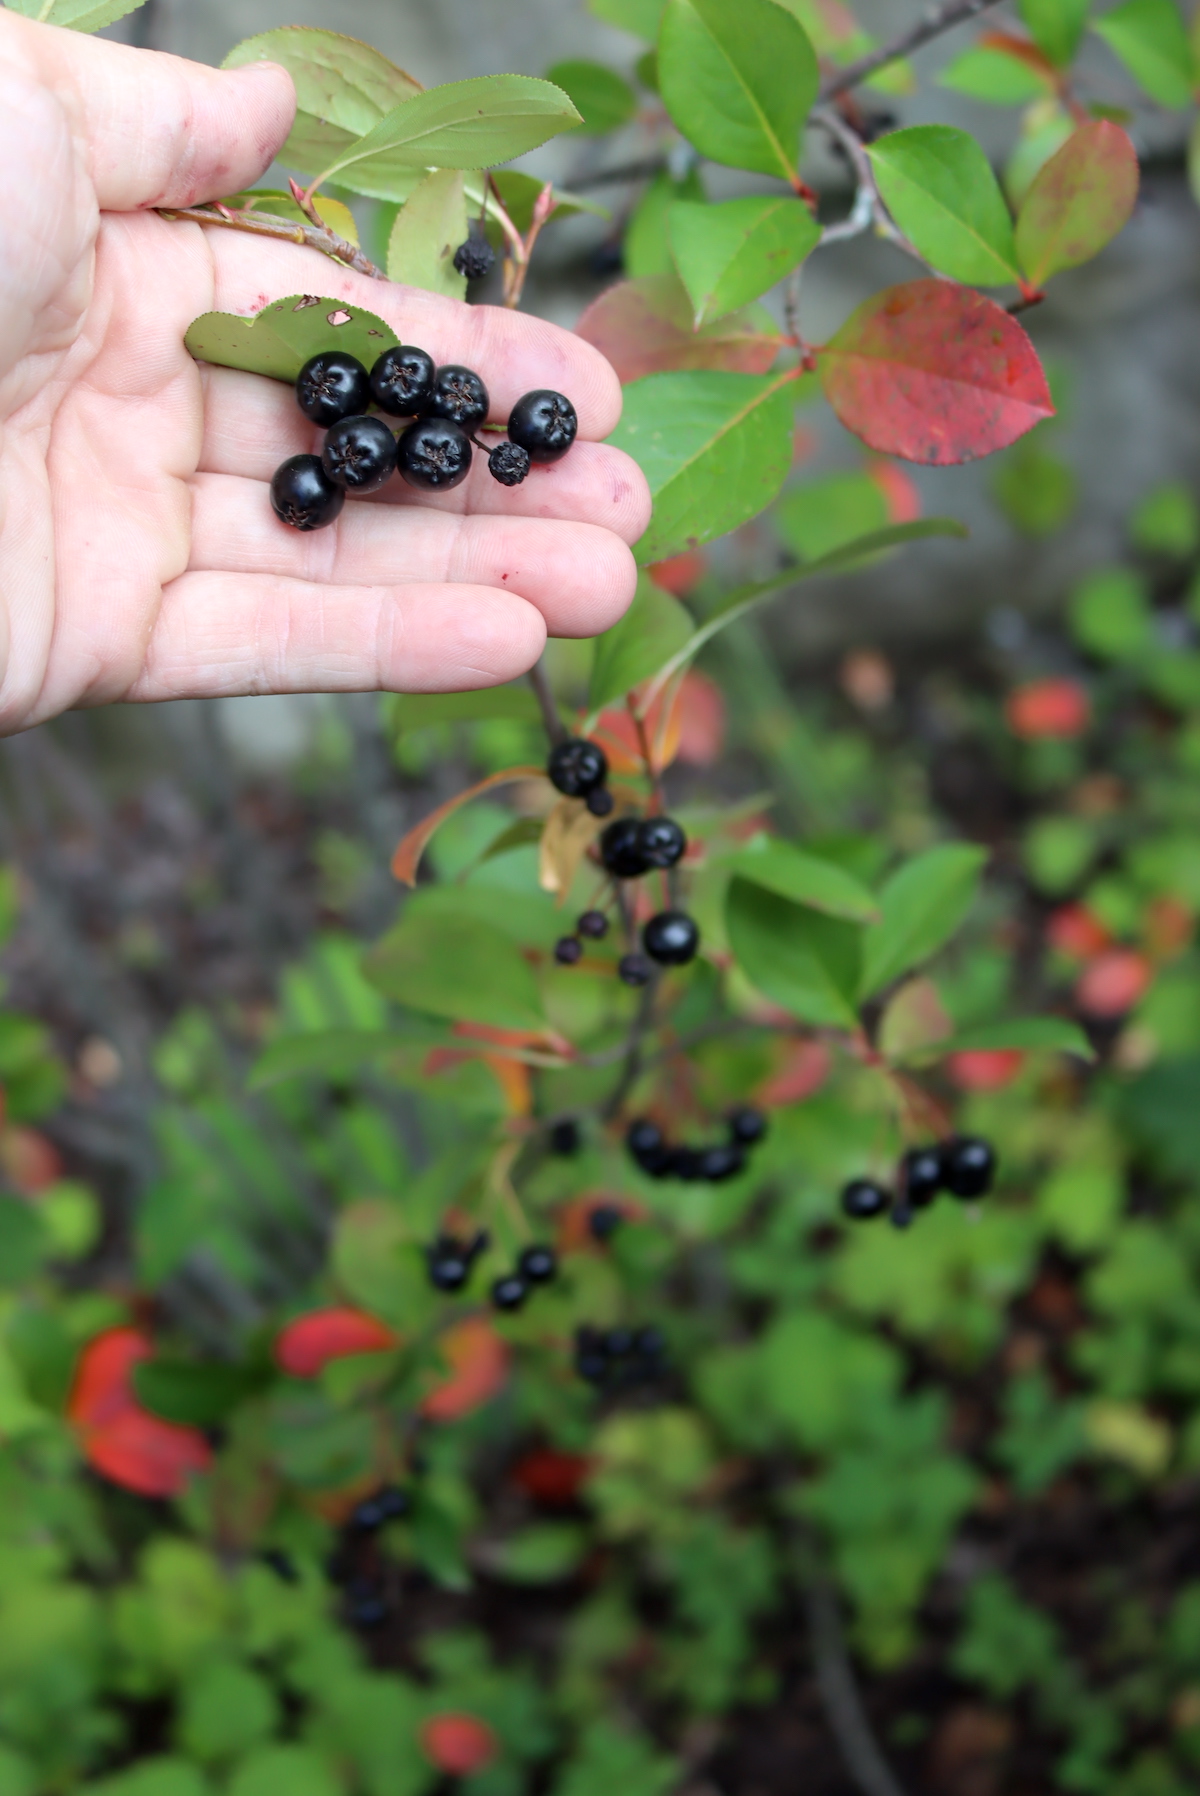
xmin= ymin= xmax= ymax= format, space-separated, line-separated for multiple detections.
xmin=314 ymin=76 xmax=582 ymax=198
xmin=386 ymin=169 xmax=468 ymax=299
xmin=667 ymin=195 xmax=821 ymax=327
xmin=223 ymin=29 xmax=421 ymax=179
xmin=867 ymin=126 xmax=1020 ymax=285
xmin=658 ymin=0 xmax=819 ymax=182
xmin=774 ymin=471 xmax=889 ymax=564
xmin=1131 ymin=482 xmax=1200 ymax=557
xmin=366 ymin=900 xmax=546 ymax=1031
xmin=1069 ymin=566 xmax=1152 ymax=659
xmin=609 ymin=369 xmax=797 ymax=563
xmin=86 ymin=1760 xmax=212 ymax=1796
xmin=624 ymin=167 xmax=706 ymax=279
xmin=938 ymin=45 xmax=1057 ymax=104
xmin=921 ymin=1015 xmax=1096 ymax=1062
xmin=860 ymin=845 xmax=987 ymax=998
xmin=546 ymin=59 xmax=637 ymax=133
xmin=0 ymin=1199 xmax=48 ymax=1289
xmin=177 ymin=1659 xmax=278 ymax=1766
xmin=1019 ymin=0 xmax=1092 ymax=65
xmin=185 ymin=295 xmax=398 ymax=385
xmin=487 ymin=1523 xmax=589 ymax=1584
xmin=6 ymin=0 xmax=147 ymax=27
xmin=726 ymin=878 xmax=861 ymax=1028
xmin=1092 ymin=0 xmax=1195 ymax=108
xmin=554 ymin=1721 xmax=678 ymax=1796
xmin=133 ymin=1359 xmax=263 ymax=1427
xmin=992 ymin=438 xmax=1077 ymax=536
xmin=587 ymin=574 xmax=694 ymax=714
xmin=723 ymin=838 xmax=880 ymax=921
xmin=386 ymin=684 xmax=542 ymax=734
xmin=588 ymin=0 xmax=665 ymax=38
xmin=1015 ymin=120 xmax=1139 ymax=287
xmin=227 ymin=1744 xmax=341 ymax=1796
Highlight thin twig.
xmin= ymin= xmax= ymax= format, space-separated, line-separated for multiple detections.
xmin=528 ymin=659 xmax=567 ymax=747
xmin=568 ymin=155 xmax=670 ymax=191
xmin=603 ymin=977 xmax=660 ymax=1121
xmin=157 ymin=205 xmax=384 ymax=279
xmin=820 ymin=0 xmax=1008 ymax=99
xmin=812 ymin=108 xmax=933 ymax=270
xmin=803 ymin=1569 xmax=909 ymax=1796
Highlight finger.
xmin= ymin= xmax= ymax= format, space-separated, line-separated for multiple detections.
xmin=122 ymin=572 xmax=547 ymax=705
xmin=201 ymin=228 xmax=626 ymax=439
xmin=197 ymin=365 xmax=652 ymax=546
xmin=4 ymin=11 xmax=295 ymax=211
xmin=189 ymin=472 xmax=637 ymax=638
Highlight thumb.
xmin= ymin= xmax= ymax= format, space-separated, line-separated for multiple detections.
xmin=14 ymin=15 xmax=296 ymax=211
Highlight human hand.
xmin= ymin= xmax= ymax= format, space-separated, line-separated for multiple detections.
xmin=0 ymin=14 xmax=649 ymax=735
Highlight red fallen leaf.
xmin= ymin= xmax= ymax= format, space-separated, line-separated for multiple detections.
xmin=420 ymin=1714 xmax=498 ymax=1777
xmin=421 ymin=1317 xmax=509 ymax=1422
xmin=391 ymin=766 xmax=544 ymax=886
xmin=1016 ymin=121 xmax=1139 ymax=290
xmin=819 ymin=279 xmax=1054 ymax=465
xmin=1076 ymin=949 xmax=1151 ymax=1018
xmin=755 ymin=1038 xmax=831 ymax=1108
xmin=649 ymin=549 xmax=708 ymax=596
xmin=866 ymin=458 xmax=922 ymax=524
xmin=1046 ymin=903 xmax=1111 ymax=961
xmin=0 ymin=1126 xmax=63 ymax=1194
xmin=1005 ymin=678 xmax=1090 ymax=739
xmin=948 ymin=1049 xmax=1025 ymax=1091
xmin=513 ymin=1447 xmax=594 ymax=1506
xmin=67 ymin=1327 xmax=211 ymax=1499
xmin=575 ymin=274 xmax=782 ymax=383
xmin=275 ymin=1307 xmax=399 ymax=1378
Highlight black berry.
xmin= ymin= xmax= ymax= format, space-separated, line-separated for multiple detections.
xmin=627 ymin=1118 xmax=664 ymax=1158
xmin=555 ymin=936 xmax=583 ymax=966
xmin=518 ymin=1244 xmax=557 ymax=1284
xmin=697 ymin=1143 xmax=745 ymax=1182
xmin=428 ymin=1252 xmax=469 ymax=1293
xmin=270 ymin=455 xmax=346 ymax=531
xmin=901 ymin=1145 xmax=945 ymax=1209
xmin=633 ymin=1326 xmax=666 ymax=1361
xmin=642 ymin=910 xmax=700 ymax=966
xmin=370 ymin=344 xmax=435 ymax=417
xmin=619 ymin=953 xmax=653 ymax=987
xmin=296 ymin=351 xmax=370 ymax=426
xmin=605 ymin=1327 xmax=634 ymax=1357
xmin=599 ymin=818 xmax=648 ymax=879
xmin=636 ymin=816 xmax=687 ymax=870
xmin=841 ymin=1179 xmax=891 ymax=1221
xmin=587 ymin=788 xmax=615 ymax=817
xmin=349 ymin=1485 xmax=410 ymax=1533
xmin=396 ymin=418 xmax=473 ymax=490
xmin=588 ymin=1204 xmax=622 ymax=1241
xmin=942 ymin=1136 xmax=996 ymax=1199
xmin=424 ymin=364 xmax=489 ymax=430
xmin=728 ymin=1107 xmax=767 ymax=1146
xmin=260 ymin=1548 xmax=298 ymax=1583
xmin=321 ymin=416 xmax=397 ymax=494
xmin=891 ymin=1203 xmax=915 ymax=1231
xmin=487 ymin=441 xmax=530 ymax=486
xmin=668 ymin=1146 xmax=704 ymax=1181
xmin=508 ymin=390 xmax=578 ymax=463
xmin=549 ymin=1119 xmax=580 ymax=1156
xmin=575 ymin=1344 xmax=609 ymax=1384
xmin=345 ymin=1576 xmax=388 ymax=1628
xmin=453 ymin=222 xmax=496 ymax=282
xmin=548 ymin=738 xmax=608 ymax=798
xmin=578 ymin=910 xmax=609 ymax=939
xmin=491 ymin=1273 xmax=528 ymax=1312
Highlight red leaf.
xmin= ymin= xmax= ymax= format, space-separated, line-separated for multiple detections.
xmin=576 ymin=274 xmax=781 ymax=384
xmin=1005 ymin=678 xmax=1089 ymax=739
xmin=275 ymin=1307 xmax=399 ymax=1378
xmin=421 ymin=1317 xmax=509 ymax=1422
xmin=1015 ymin=121 xmax=1139 ymax=290
xmin=420 ymin=1714 xmax=498 ymax=1777
xmin=67 ymin=1328 xmax=211 ymax=1498
xmin=512 ymin=1447 xmax=594 ymax=1506
xmin=948 ymin=1049 xmax=1025 ymax=1091
xmin=1046 ymin=903 xmax=1111 ymax=961
xmin=648 ymin=549 xmax=708 ymax=596
xmin=1 ymin=1126 xmax=63 ymax=1194
xmin=391 ymin=766 xmax=545 ymax=887
xmin=819 ymin=279 xmax=1054 ymax=465
xmin=755 ymin=1039 xmax=831 ymax=1108
xmin=1076 ymin=950 xmax=1151 ymax=1018
xmin=866 ymin=459 xmax=922 ymax=524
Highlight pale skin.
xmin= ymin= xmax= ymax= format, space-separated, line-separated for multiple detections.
xmin=0 ymin=13 xmax=650 ymax=736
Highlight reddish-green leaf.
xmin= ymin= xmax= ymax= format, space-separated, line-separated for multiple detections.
xmin=575 ymin=274 xmax=782 ymax=382
xmin=275 ymin=1308 xmax=399 ymax=1378
xmin=1015 ymin=121 xmax=1139 ymax=288
xmin=819 ymin=279 xmax=1054 ymax=465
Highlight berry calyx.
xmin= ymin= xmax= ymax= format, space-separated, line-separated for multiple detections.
xmin=588 ymin=1204 xmax=622 ymax=1241
xmin=636 ymin=816 xmax=687 ymax=870
xmin=618 ymin=953 xmax=653 ymax=987
xmin=396 ymin=418 xmax=473 ymax=490
xmin=554 ymin=936 xmax=583 ymax=966
xmin=841 ymin=1179 xmax=891 ymax=1220
xmin=424 ymin=364 xmax=489 ymax=430
xmin=548 ymin=738 xmax=608 ymax=798
xmin=321 ymin=416 xmax=397 ymax=494
xmin=296 ymin=351 xmax=371 ymax=426
xmin=507 ymin=390 xmax=579 ymax=463
xmin=453 ymin=222 xmax=496 ymax=282
xmin=587 ymin=787 xmax=615 ymax=817
xmin=728 ymin=1106 xmax=767 ymax=1146
xmin=599 ymin=818 xmax=648 ymax=879
xmin=370 ymin=344 xmax=435 ymax=417
xmin=486 ymin=441 xmax=530 ymax=486
xmin=518 ymin=1244 xmax=557 ymax=1284
xmin=901 ymin=1145 xmax=944 ymax=1209
xmin=578 ymin=910 xmax=609 ymax=939
xmin=942 ymin=1136 xmax=996 ymax=1199
xmin=270 ymin=455 xmax=346 ymax=532
xmin=642 ymin=910 xmax=700 ymax=966
xmin=549 ymin=1119 xmax=580 ymax=1156
xmin=491 ymin=1273 xmax=528 ymax=1312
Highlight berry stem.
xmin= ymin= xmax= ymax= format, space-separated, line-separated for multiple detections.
xmin=528 ymin=659 xmax=568 ymax=747
xmin=818 ymin=0 xmax=1006 ymax=99
xmin=157 ymin=203 xmax=384 ymax=279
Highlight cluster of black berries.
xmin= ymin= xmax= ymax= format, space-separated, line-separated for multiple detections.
xmin=574 ymin=1324 xmax=667 ymax=1388
xmin=426 ymin=1230 xmax=557 ymax=1314
xmin=841 ymin=1136 xmax=997 ymax=1229
xmin=548 ymin=736 xmax=615 ymax=819
xmin=325 ymin=1482 xmax=412 ymax=1629
xmin=270 ymin=347 xmax=578 ymax=530
xmin=626 ymin=1106 xmax=766 ymax=1184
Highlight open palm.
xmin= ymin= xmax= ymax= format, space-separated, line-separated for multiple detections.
xmin=0 ymin=14 xmax=648 ymax=736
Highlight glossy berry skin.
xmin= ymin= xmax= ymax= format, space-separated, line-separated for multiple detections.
xmin=548 ymin=738 xmax=608 ymax=798
xmin=270 ymin=455 xmax=346 ymax=531
xmin=518 ymin=1244 xmax=557 ymax=1284
xmin=396 ymin=419 xmax=473 ymax=490
xmin=491 ymin=1273 xmax=528 ymax=1312
xmin=841 ymin=1179 xmax=890 ymax=1221
xmin=296 ymin=351 xmax=371 ymax=426
xmin=669 ymin=1147 xmax=704 ymax=1182
xmin=424 ymin=364 xmax=489 ymax=430
xmin=698 ymin=1143 xmax=745 ymax=1182
xmin=943 ymin=1136 xmax=996 ymax=1199
xmin=605 ymin=1328 xmax=634 ymax=1357
xmin=627 ymin=1118 xmax=663 ymax=1158
xmin=508 ymin=390 xmax=578 ymax=463
xmin=554 ymin=936 xmax=583 ymax=966
xmin=549 ymin=1119 xmax=580 ymax=1156
xmin=636 ymin=817 xmax=687 ymax=870
xmin=578 ymin=910 xmax=609 ymax=940
xmin=643 ymin=910 xmax=700 ymax=966
xmin=588 ymin=1204 xmax=622 ymax=1241
xmin=901 ymin=1145 xmax=945 ymax=1209
xmin=487 ymin=442 xmax=530 ymax=486
xmin=321 ymin=416 xmax=397 ymax=494
xmin=453 ymin=230 xmax=496 ymax=281
xmin=587 ymin=787 xmax=615 ymax=818
xmin=729 ymin=1106 xmax=767 ymax=1147
xmin=599 ymin=818 xmax=648 ymax=879
xmin=619 ymin=953 xmax=653 ymax=987
xmin=428 ymin=1251 xmax=469 ymax=1293
xmin=370 ymin=344 xmax=435 ymax=417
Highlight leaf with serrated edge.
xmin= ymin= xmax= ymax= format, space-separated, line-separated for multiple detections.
xmin=388 ymin=169 xmax=468 ymax=298
xmin=315 ymin=76 xmax=582 ymax=199
xmin=185 ymin=295 xmax=398 ymax=384
xmin=587 ymin=574 xmax=694 ymax=716
xmin=1015 ymin=121 xmax=1139 ymax=288
xmin=658 ymin=0 xmax=818 ymax=181
xmin=668 ymin=196 xmax=821 ymax=327
xmin=727 ymin=879 xmax=861 ymax=1029
xmin=724 ymin=839 xmax=880 ymax=921
xmin=913 ymin=1015 xmax=1096 ymax=1063
xmin=575 ymin=274 xmax=782 ymax=384
xmin=391 ymin=767 xmax=546 ymax=888
xmin=860 ymin=845 xmax=988 ymax=998
xmin=224 ymin=29 xmax=421 ymax=178
xmin=868 ymin=126 xmax=1020 ymax=285
xmin=820 ymin=279 xmax=1054 ymax=465
xmin=7 ymin=0 xmax=146 ymax=28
